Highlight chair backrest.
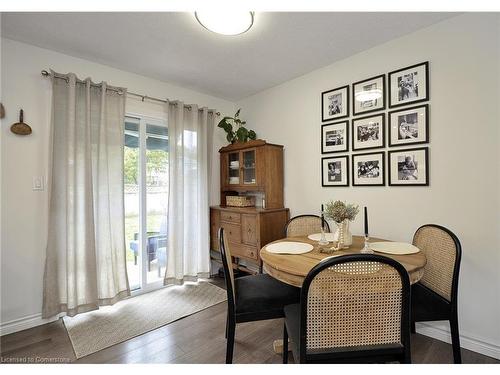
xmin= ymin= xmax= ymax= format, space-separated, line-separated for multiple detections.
xmin=299 ymin=254 xmax=411 ymax=362
xmin=218 ymin=227 xmax=236 ymax=310
xmin=413 ymin=224 xmax=462 ymax=302
xmin=285 ymin=215 xmax=330 ymax=237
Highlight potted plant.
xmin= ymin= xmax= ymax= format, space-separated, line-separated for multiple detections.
xmin=323 ymin=200 xmax=359 ymax=251
xmin=217 ymin=108 xmax=257 ymax=144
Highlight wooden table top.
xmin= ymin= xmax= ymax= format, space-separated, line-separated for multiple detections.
xmin=260 ymin=235 xmax=427 ymax=287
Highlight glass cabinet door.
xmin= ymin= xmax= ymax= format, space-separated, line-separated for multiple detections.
xmin=242 ymin=150 xmax=256 ymax=185
xmin=228 ymin=152 xmax=240 ymax=185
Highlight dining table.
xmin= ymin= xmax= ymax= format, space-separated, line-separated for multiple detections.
xmin=259 ymin=234 xmax=427 ymax=353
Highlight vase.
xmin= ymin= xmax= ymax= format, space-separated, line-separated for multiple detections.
xmin=334 ymin=219 xmax=352 ymax=249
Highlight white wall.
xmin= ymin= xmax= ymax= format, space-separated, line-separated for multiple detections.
xmin=238 ymin=13 xmax=500 ymax=358
xmin=0 ymin=38 xmax=235 ymax=332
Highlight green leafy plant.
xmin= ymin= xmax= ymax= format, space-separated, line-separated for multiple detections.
xmin=323 ymin=200 xmax=359 ymax=223
xmin=217 ymin=108 xmax=257 ymax=143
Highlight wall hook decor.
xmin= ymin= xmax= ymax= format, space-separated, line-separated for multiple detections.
xmin=0 ymin=103 xmax=5 ymax=119
xmin=11 ymin=109 xmax=32 ymax=135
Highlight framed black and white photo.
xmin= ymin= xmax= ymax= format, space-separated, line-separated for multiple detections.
xmin=321 ymin=85 xmax=349 ymax=122
xmin=352 ymin=114 xmax=385 ymax=151
xmin=389 ymin=104 xmax=429 ymax=147
xmin=389 ymin=61 xmax=429 ymax=108
xmin=388 ymin=147 xmax=429 ymax=186
xmin=322 ymin=155 xmax=349 ymax=187
xmin=352 ymin=152 xmax=385 ymax=186
xmin=352 ymin=74 xmax=385 ymax=116
xmin=321 ymin=121 xmax=349 ymax=154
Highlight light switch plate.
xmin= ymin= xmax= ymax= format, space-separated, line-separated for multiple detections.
xmin=33 ymin=176 xmax=45 ymax=191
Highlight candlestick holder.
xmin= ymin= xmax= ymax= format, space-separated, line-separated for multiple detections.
xmin=360 ymin=235 xmax=374 ymax=254
xmin=318 ymin=225 xmax=329 ymax=246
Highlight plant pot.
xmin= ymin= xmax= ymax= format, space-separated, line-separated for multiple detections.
xmin=333 ymin=219 xmax=353 ymax=249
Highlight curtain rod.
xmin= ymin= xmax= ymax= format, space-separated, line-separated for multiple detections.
xmin=41 ymin=70 xmax=220 ymax=116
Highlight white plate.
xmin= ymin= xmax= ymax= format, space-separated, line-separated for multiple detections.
xmin=370 ymin=242 xmax=420 ymax=255
xmin=308 ymin=232 xmax=336 ymax=242
xmin=265 ymin=241 xmax=314 ymax=255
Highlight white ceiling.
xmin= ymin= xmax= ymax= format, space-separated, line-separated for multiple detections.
xmin=1 ymin=12 xmax=457 ymax=101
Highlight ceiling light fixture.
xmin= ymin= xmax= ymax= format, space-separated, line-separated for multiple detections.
xmin=355 ymin=89 xmax=383 ymax=102
xmin=195 ymin=11 xmax=254 ymax=36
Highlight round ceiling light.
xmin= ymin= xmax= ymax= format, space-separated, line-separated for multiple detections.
xmin=195 ymin=11 xmax=254 ymax=36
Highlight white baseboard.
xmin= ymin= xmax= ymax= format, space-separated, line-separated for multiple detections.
xmin=0 ymin=313 xmax=61 ymax=336
xmin=416 ymin=322 xmax=500 ymax=360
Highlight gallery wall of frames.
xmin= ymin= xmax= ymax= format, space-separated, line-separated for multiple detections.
xmin=320 ymin=61 xmax=430 ymax=187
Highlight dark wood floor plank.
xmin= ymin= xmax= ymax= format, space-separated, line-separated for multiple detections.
xmin=1 ymin=277 xmax=498 ymax=364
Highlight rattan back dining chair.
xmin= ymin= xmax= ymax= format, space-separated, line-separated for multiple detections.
xmin=218 ymin=227 xmax=301 ymax=364
xmin=285 ymin=215 xmax=330 ymax=237
xmin=411 ymin=224 xmax=462 ymax=363
xmin=282 ymin=254 xmax=411 ymax=364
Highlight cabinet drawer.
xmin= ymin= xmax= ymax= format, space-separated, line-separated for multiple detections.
xmin=221 ymin=222 xmax=241 ymax=244
xmin=231 ymin=243 xmax=258 ymax=261
xmin=221 ymin=211 xmax=241 ymax=224
xmin=241 ymin=214 xmax=258 ymax=246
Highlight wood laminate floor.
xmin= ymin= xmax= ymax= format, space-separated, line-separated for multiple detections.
xmin=1 ymin=278 xmax=498 ymax=364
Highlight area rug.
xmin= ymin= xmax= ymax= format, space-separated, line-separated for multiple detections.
xmin=63 ymin=282 xmax=227 ymax=358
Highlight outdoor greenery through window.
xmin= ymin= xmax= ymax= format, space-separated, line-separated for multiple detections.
xmin=124 ymin=116 xmax=168 ymax=291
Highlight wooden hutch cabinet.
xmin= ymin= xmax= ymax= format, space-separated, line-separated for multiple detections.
xmin=210 ymin=139 xmax=289 ymax=274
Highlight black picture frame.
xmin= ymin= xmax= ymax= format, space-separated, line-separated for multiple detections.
xmin=352 ymin=113 xmax=385 ymax=151
xmin=321 ymin=120 xmax=349 ymax=154
xmin=388 ymin=104 xmax=429 ymax=147
xmin=352 ymin=74 xmax=386 ymax=116
xmin=388 ymin=61 xmax=429 ymax=108
xmin=321 ymin=155 xmax=349 ymax=187
xmin=321 ymin=85 xmax=349 ymax=122
xmin=388 ymin=147 xmax=429 ymax=186
xmin=352 ymin=151 xmax=385 ymax=187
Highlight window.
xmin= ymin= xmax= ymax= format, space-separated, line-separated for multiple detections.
xmin=124 ymin=115 xmax=168 ymax=292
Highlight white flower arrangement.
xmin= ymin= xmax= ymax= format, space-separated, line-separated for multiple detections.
xmin=323 ymin=200 xmax=359 ymax=223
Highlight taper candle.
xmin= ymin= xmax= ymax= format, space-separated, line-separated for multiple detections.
xmin=364 ymin=206 xmax=369 ymax=237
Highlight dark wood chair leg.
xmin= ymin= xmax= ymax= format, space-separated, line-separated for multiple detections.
xmin=226 ymin=320 xmax=236 ymax=364
xmin=450 ymin=315 xmax=462 ymax=364
xmin=283 ymin=323 xmax=288 ymax=364
xmin=225 ymin=312 xmax=229 ymax=339
xmin=402 ymin=346 xmax=412 ymax=363
xmin=411 ymin=321 xmax=416 ymax=334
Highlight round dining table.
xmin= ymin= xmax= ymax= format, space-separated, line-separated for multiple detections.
xmin=260 ymin=234 xmax=427 ymax=354
xmin=260 ymin=235 xmax=427 ymax=287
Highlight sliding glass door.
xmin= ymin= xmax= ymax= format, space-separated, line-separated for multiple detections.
xmin=124 ymin=115 xmax=168 ymax=292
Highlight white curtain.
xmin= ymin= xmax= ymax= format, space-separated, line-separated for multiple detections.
xmin=164 ymin=101 xmax=214 ymax=285
xmin=42 ymin=71 xmax=130 ymax=318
